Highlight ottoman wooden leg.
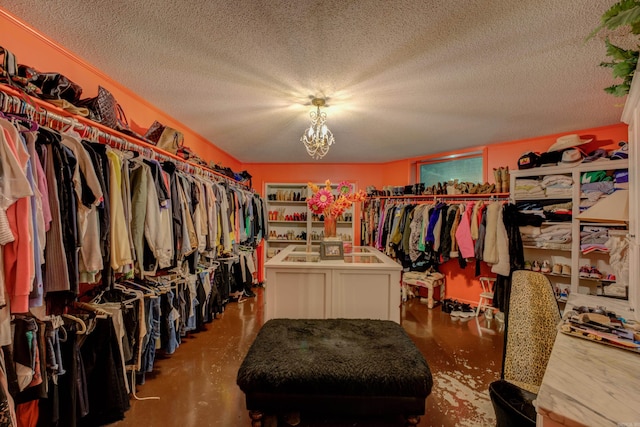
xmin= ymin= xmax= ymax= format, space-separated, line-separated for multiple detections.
xmin=405 ymin=415 xmax=421 ymax=426
xmin=249 ymin=410 xmax=263 ymax=427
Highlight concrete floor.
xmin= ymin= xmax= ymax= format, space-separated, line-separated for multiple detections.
xmin=110 ymin=288 xmax=504 ymax=427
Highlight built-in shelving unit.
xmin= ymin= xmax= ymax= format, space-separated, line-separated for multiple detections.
xmin=264 ymin=183 xmax=355 ymax=260
xmin=511 ymin=159 xmax=629 ymax=304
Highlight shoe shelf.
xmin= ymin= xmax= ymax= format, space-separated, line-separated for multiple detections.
xmin=311 ymin=221 xmax=352 ymax=225
xmin=310 ymin=237 xmax=353 ymax=242
xmin=578 ymin=275 xmax=615 ymax=283
xmin=539 ymin=272 xmax=572 ymax=279
xmin=267 ymin=200 xmax=308 ymax=205
xmin=265 ymin=182 xmax=356 ymax=262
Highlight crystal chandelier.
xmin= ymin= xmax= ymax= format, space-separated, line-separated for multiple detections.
xmin=300 ymin=98 xmax=335 ymax=160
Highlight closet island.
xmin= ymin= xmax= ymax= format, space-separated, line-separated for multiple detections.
xmin=264 ymin=245 xmax=402 ymax=323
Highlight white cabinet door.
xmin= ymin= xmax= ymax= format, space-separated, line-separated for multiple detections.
xmin=330 ymin=270 xmax=400 ymax=321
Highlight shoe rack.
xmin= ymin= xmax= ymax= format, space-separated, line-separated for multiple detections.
xmin=510 ymin=158 xmax=629 ymax=305
xmin=264 ymin=183 xmax=355 ymax=260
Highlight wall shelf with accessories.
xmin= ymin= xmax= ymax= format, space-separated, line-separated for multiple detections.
xmin=510 ymin=158 xmax=629 ymax=305
xmin=264 ymin=182 xmax=356 ymax=260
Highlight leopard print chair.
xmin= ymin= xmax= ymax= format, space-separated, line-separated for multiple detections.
xmin=489 ymin=270 xmax=561 ymax=427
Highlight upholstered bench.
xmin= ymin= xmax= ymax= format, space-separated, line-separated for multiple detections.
xmin=236 ymin=318 xmax=433 ymax=426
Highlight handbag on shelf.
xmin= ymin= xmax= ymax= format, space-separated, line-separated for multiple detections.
xmin=143 ymin=120 xmax=184 ymax=155
xmin=20 ymin=66 xmax=83 ymax=103
xmin=144 ymin=120 xmax=165 ymax=144
xmin=0 ymin=46 xmax=43 ymax=97
xmin=78 ymin=85 xmax=129 ymax=131
xmin=156 ymin=127 xmax=184 ymax=155
xmin=210 ymin=163 xmax=236 ymax=179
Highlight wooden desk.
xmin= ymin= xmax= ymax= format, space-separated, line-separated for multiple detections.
xmin=536 ymin=294 xmax=640 ymax=426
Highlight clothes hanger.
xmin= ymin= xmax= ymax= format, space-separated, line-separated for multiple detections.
xmin=122 ymin=280 xmax=160 ymax=298
xmin=72 ymin=301 xmax=109 ymax=319
xmin=112 ymin=284 xmax=144 ymax=307
xmin=62 ymin=313 xmax=87 ymax=334
xmin=0 ymin=110 xmax=39 ymax=132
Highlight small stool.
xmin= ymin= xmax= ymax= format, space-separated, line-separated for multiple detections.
xmin=402 ymin=272 xmax=445 ymax=308
xmin=414 ymin=277 xmax=445 ymax=309
xmin=476 ymin=276 xmax=496 ymax=317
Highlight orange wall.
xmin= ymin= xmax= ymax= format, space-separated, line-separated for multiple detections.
xmin=0 ymin=8 xmax=240 ymax=170
xmin=244 ymin=162 xmax=386 ymax=195
xmin=486 ymin=123 xmax=628 ymax=174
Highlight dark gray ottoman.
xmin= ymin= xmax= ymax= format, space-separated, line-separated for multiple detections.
xmin=237 ymin=318 xmax=433 ymax=426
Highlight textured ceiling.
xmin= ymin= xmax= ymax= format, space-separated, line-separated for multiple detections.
xmin=1 ymin=0 xmax=630 ymax=163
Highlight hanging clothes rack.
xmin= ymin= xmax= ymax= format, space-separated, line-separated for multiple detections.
xmin=367 ymin=193 xmax=509 ymax=203
xmin=0 ymin=83 xmax=250 ymax=188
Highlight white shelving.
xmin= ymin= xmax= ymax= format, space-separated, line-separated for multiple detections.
xmin=511 ymin=159 xmax=629 ymax=305
xmin=264 ymin=182 xmax=355 ymax=259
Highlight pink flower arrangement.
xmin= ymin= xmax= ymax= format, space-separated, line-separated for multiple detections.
xmin=307 ymin=180 xmax=367 ymax=218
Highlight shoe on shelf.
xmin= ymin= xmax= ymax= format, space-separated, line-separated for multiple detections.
xmin=561 ymin=264 xmax=571 ymax=276
xmin=531 ymin=260 xmax=541 ymax=272
xmin=603 ymin=274 xmax=616 ymax=282
xmin=579 ymin=265 xmax=591 ymax=278
xmin=551 ymin=263 xmax=562 ymax=275
xmin=589 ymin=267 xmax=603 ymax=279
xmin=524 ymin=260 xmax=532 ymax=270
xmin=541 ymin=260 xmax=551 ymax=273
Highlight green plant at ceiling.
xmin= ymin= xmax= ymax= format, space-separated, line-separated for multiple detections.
xmin=589 ymin=0 xmax=640 ymax=96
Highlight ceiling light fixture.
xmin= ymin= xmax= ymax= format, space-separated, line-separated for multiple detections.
xmin=301 ymin=97 xmax=335 ymax=160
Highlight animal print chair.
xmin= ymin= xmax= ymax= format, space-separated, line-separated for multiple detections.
xmin=489 ymin=270 xmax=561 ymax=427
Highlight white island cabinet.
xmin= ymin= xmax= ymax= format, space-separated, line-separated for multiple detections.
xmin=264 ymin=245 xmax=402 ymax=323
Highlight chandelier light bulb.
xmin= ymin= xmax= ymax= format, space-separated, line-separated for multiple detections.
xmin=300 ymin=97 xmax=335 ymax=160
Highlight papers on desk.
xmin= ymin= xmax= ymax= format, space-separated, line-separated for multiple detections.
xmin=560 ymin=311 xmax=640 ymax=354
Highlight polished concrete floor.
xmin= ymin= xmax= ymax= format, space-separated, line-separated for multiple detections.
xmin=110 ymin=289 xmax=504 ymax=427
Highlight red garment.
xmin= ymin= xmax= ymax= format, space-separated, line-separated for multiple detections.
xmin=16 ymin=400 xmax=38 ymax=427
xmin=2 ymin=127 xmax=34 ymax=313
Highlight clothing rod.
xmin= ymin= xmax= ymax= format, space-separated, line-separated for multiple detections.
xmin=0 ymin=83 xmax=250 ymax=189
xmin=368 ymin=193 xmax=509 ymax=201
xmin=368 ymin=195 xmax=509 ymax=203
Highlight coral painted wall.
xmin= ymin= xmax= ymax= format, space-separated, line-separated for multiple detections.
xmin=0 ymin=8 xmax=240 ymax=170
xmin=486 ymin=123 xmax=628 ymax=175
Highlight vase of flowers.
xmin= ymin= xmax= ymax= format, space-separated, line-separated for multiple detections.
xmin=307 ymin=180 xmax=367 ymax=241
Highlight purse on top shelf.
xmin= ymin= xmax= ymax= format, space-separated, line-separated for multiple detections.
xmin=143 ymin=120 xmax=184 ymax=155
xmin=78 ymin=85 xmax=123 ymax=130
